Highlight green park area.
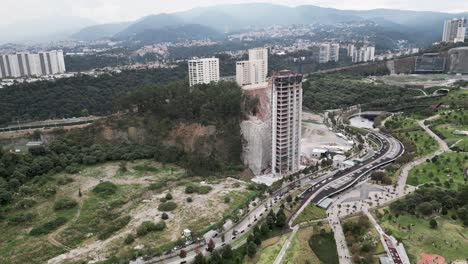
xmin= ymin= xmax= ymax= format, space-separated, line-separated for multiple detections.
xmin=308 ymin=225 xmax=339 ymax=264
xmin=385 ymin=115 xmax=438 ymax=157
xmin=429 ymin=109 xmax=468 ymax=152
xmin=292 ymin=204 xmax=327 ymax=226
xmin=407 ymin=152 xmax=468 ymax=189
xmin=375 ymin=209 xmax=468 ymax=263
xmin=342 ymin=214 xmax=385 ymax=264
xmin=281 ymin=226 xmax=321 ymax=264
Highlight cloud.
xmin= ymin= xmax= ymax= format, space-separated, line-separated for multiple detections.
xmin=1 ymin=0 xmax=468 ymax=25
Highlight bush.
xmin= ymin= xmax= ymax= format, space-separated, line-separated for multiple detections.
xmin=92 ymin=182 xmax=117 ymax=196
xmin=224 ymin=197 xmax=231 ymax=203
xmin=149 ymin=180 xmax=167 ymax=190
xmin=29 ymin=217 xmax=67 ymax=236
xmin=8 ymin=212 xmax=35 ymax=225
xmin=136 ymin=221 xmax=166 ymax=236
xmin=165 ymin=193 xmax=173 ymax=200
xmin=53 ymin=197 xmax=78 ymax=211
xmin=162 ymin=213 xmax=169 ymax=220
xmin=158 ymin=201 xmax=177 ymax=212
xmin=124 ymin=234 xmax=135 ymax=244
xmin=185 ymin=185 xmax=196 ymax=194
xmin=185 ymin=184 xmax=212 ymax=195
xmin=97 ymin=216 xmax=131 ymax=240
xmin=186 ymin=197 xmax=193 ymax=203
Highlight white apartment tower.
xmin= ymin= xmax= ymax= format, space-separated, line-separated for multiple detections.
xmin=236 ymin=48 xmax=268 ymax=86
xmin=352 ymin=46 xmax=375 ymax=63
xmin=319 ymin=43 xmax=340 ymax=63
xmin=188 ymin=58 xmax=220 ymax=87
xmin=271 ymin=70 xmax=302 ymax=177
xmin=0 ymin=50 xmax=66 ymax=79
xmin=443 ymin=18 xmax=466 ymax=43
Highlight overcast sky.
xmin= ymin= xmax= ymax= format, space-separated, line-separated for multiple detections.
xmin=2 ymin=0 xmax=468 ymax=26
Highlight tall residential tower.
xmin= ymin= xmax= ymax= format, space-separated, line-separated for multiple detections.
xmin=442 ymin=18 xmax=466 ymax=43
xmin=236 ymin=48 xmax=268 ymax=86
xmin=271 ymin=70 xmax=303 ymax=176
xmin=188 ymin=58 xmax=220 ymax=87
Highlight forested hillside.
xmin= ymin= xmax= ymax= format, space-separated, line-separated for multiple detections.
xmin=302 ymin=74 xmax=421 ymax=110
xmin=0 ymin=67 xmax=187 ymax=126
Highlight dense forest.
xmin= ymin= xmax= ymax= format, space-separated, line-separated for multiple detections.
xmin=0 ymin=66 xmax=187 ymax=126
xmin=302 ymin=74 xmax=421 ymax=111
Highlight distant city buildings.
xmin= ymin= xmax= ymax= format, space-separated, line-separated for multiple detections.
xmin=271 ymin=70 xmax=302 ymax=176
xmin=0 ymin=50 xmax=66 ymax=78
xmin=236 ymin=48 xmax=268 ymax=86
xmin=319 ymin=43 xmax=340 ymax=63
xmin=352 ymin=46 xmax=375 ymax=63
xmin=442 ymin=18 xmax=467 ymax=43
xmin=188 ymin=57 xmax=220 ymax=87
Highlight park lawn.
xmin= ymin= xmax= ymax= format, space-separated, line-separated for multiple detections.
xmin=309 ymin=225 xmax=339 ymax=264
xmin=292 ymin=204 xmax=327 ymax=226
xmin=377 ymin=212 xmax=468 ymax=263
xmin=281 ymin=227 xmax=321 ymax=264
xmin=245 ymin=234 xmax=289 ymax=264
xmin=407 ymin=152 xmax=468 ymax=189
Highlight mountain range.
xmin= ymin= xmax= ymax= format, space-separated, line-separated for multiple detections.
xmin=2 ymin=3 xmax=468 ymax=45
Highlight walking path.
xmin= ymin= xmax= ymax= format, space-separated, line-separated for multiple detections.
xmin=273 ymin=225 xmax=299 ymax=264
xmin=48 ymin=197 xmax=84 ymax=252
xmin=396 ymin=115 xmax=451 ymax=194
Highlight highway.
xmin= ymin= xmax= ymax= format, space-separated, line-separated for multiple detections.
xmin=135 ymin=130 xmax=403 ymax=264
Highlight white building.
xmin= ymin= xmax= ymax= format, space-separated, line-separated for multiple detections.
xmin=442 ymin=18 xmax=466 ymax=43
xmin=236 ymin=48 xmax=268 ymax=86
xmin=319 ymin=43 xmax=340 ymax=63
xmin=0 ymin=50 xmax=66 ymax=79
xmin=271 ymin=70 xmax=302 ymax=177
xmin=188 ymin=58 xmax=220 ymax=87
xmin=352 ymin=46 xmax=375 ymax=63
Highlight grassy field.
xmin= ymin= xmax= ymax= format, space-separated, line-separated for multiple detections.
xmin=407 ymin=152 xmax=468 ymax=189
xmin=309 ymin=225 xmax=339 ymax=264
xmin=292 ymin=204 xmax=327 ymax=226
xmin=429 ymin=109 xmax=468 ymax=152
xmin=375 ymin=209 xmax=468 ymax=263
xmin=245 ymin=234 xmax=289 ymax=264
xmin=281 ymin=227 xmax=321 ymax=264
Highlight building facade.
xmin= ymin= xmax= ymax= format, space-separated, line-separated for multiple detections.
xmin=352 ymin=46 xmax=375 ymax=63
xmin=0 ymin=50 xmax=66 ymax=79
xmin=236 ymin=48 xmax=268 ymax=86
xmin=271 ymin=70 xmax=302 ymax=176
xmin=188 ymin=58 xmax=220 ymax=87
xmin=319 ymin=43 xmax=340 ymax=63
xmin=442 ymin=18 xmax=467 ymax=43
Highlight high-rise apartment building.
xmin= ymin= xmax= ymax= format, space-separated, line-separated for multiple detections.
xmin=319 ymin=43 xmax=340 ymax=63
xmin=236 ymin=48 xmax=268 ymax=86
xmin=352 ymin=46 xmax=375 ymax=63
xmin=442 ymin=18 xmax=466 ymax=43
xmin=271 ymin=70 xmax=302 ymax=176
xmin=188 ymin=58 xmax=220 ymax=87
xmin=0 ymin=50 xmax=66 ymax=79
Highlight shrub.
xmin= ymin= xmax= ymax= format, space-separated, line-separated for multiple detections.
xmin=92 ymin=182 xmax=117 ymax=196
xmin=186 ymin=197 xmax=193 ymax=203
xmin=149 ymin=180 xmax=167 ymax=190
xmin=16 ymin=198 xmax=38 ymax=209
xmin=185 ymin=185 xmax=196 ymax=194
xmin=124 ymin=234 xmax=135 ymax=244
xmin=8 ymin=212 xmax=35 ymax=225
xmin=224 ymin=197 xmax=231 ymax=203
xmin=97 ymin=216 xmax=131 ymax=240
xmin=185 ymin=184 xmax=212 ymax=195
xmin=53 ymin=197 xmax=78 ymax=211
xmin=165 ymin=193 xmax=173 ymax=200
xmin=160 ymin=198 xmax=167 ymax=203
xmin=158 ymin=201 xmax=177 ymax=212
xmin=136 ymin=221 xmax=166 ymax=236
xmin=29 ymin=217 xmax=67 ymax=236
xmin=162 ymin=213 xmax=169 ymax=220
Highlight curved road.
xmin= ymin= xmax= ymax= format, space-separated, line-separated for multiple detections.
xmin=136 ymin=130 xmax=403 ymax=264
